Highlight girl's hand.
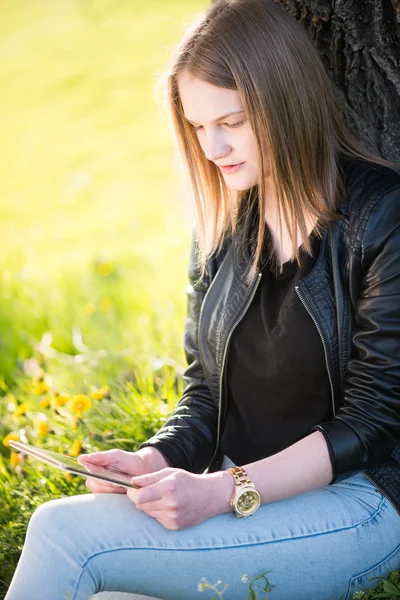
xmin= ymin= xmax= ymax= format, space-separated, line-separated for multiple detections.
xmin=77 ymin=447 xmax=169 ymax=495
xmin=126 ymin=467 xmax=234 ymax=530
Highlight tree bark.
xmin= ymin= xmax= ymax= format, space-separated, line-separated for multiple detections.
xmin=274 ymin=0 xmax=400 ymax=163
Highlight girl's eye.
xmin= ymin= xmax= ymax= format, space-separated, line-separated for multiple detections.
xmin=192 ymin=120 xmax=245 ymax=132
xmin=225 ymin=120 xmax=245 ymax=129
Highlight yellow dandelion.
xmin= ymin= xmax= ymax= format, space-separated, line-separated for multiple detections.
xmin=85 ymin=302 xmax=96 ymax=315
xmin=10 ymin=451 xmax=21 ymax=467
xmin=3 ymin=432 xmax=19 ymax=447
xmin=33 ymin=380 xmax=49 ymax=395
xmin=12 ymin=402 xmax=30 ymax=418
xmin=68 ymin=439 xmax=82 ymax=457
xmin=71 ymin=415 xmax=81 ymax=429
xmin=34 ymin=421 xmax=49 ymax=437
xmin=64 ymin=472 xmax=73 ymax=481
xmin=39 ymin=397 xmax=51 ymax=409
xmin=100 ymin=298 xmax=112 ymax=313
xmin=53 ymin=392 xmax=70 ymax=407
xmin=97 ymin=262 xmax=114 ymax=277
xmin=70 ymin=394 xmax=91 ymax=415
xmin=91 ymin=386 xmax=110 ymax=400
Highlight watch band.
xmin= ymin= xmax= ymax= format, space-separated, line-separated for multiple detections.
xmin=227 ymin=466 xmax=261 ymax=517
xmin=227 ymin=466 xmax=254 ymax=488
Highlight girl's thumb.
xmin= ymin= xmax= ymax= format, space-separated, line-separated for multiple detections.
xmin=77 ymin=452 xmax=112 ymax=465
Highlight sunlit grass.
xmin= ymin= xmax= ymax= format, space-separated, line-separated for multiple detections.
xmin=0 ymin=0 xmax=197 ymax=281
xmin=0 ymin=1 xmax=205 ymax=594
xmin=0 ymin=0 xmax=207 ymax=384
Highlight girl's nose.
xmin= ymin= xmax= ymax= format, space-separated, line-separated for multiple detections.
xmin=205 ymin=144 xmax=231 ymax=162
xmin=202 ymin=133 xmax=231 ymax=163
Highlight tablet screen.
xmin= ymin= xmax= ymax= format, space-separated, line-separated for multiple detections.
xmin=9 ymin=440 xmax=136 ymax=488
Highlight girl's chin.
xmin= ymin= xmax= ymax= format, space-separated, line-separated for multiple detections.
xmin=226 ymin=182 xmax=258 ymax=191
xmin=222 ymin=172 xmax=259 ymax=192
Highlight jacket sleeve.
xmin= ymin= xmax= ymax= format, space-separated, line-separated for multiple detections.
xmin=137 ymin=230 xmax=219 ymax=473
xmin=312 ymin=185 xmax=400 ymax=483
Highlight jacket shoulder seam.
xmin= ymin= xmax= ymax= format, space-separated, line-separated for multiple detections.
xmin=360 ymin=183 xmax=400 ymax=264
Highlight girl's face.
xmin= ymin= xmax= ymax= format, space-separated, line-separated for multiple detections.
xmin=177 ymin=70 xmax=269 ymax=191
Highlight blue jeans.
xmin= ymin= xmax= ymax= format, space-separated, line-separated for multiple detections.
xmin=5 ymin=457 xmax=400 ymax=600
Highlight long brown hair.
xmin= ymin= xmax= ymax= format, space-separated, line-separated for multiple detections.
xmin=163 ymin=0 xmax=396 ymax=283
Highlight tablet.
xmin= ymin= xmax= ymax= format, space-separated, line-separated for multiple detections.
xmin=8 ymin=440 xmax=138 ymax=489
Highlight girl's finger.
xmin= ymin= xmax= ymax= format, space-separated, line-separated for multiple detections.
xmin=86 ymin=475 xmax=123 ymax=488
xmin=133 ymin=499 xmax=169 ymax=512
xmin=149 ymin=513 xmax=180 ymax=531
xmin=77 ymin=450 xmax=122 ymax=467
xmin=130 ymin=468 xmax=174 ymax=487
xmin=135 ymin=508 xmax=176 ymax=528
xmin=127 ymin=483 xmax=162 ymax=505
xmin=86 ymin=478 xmax=126 ymax=494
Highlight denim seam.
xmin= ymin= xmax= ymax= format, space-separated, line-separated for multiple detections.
xmin=338 ymin=474 xmax=378 ymax=491
xmin=350 ymin=542 xmax=400 ymax=580
xmin=71 ymin=497 xmax=386 ymax=598
xmin=345 ymin=542 xmax=400 ymax=600
xmin=340 ymin=482 xmax=378 ymax=491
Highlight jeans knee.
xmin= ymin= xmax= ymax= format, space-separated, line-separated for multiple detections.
xmin=27 ymin=497 xmax=73 ymax=539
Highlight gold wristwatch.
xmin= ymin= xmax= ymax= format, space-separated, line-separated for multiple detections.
xmin=227 ymin=466 xmax=261 ymax=518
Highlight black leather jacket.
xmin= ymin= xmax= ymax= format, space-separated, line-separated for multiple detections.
xmin=139 ymin=157 xmax=400 ymax=516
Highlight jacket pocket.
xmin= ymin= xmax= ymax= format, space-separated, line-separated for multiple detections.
xmin=345 ymin=543 xmax=400 ymax=600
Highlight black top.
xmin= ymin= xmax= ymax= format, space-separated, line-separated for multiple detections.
xmin=220 ymin=229 xmax=333 ymax=466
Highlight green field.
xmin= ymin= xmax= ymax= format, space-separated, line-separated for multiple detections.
xmin=0 ymin=0 xmax=211 ymax=385
xmin=0 ymin=1 xmax=207 ymax=595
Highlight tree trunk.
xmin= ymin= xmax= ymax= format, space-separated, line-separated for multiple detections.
xmin=274 ymin=0 xmax=400 ymax=163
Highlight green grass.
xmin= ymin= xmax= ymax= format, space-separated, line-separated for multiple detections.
xmin=0 ymin=1 xmax=206 ymax=596
xmin=0 ymin=2 xmax=398 ymax=599
xmin=0 ymin=0 xmax=208 ymax=386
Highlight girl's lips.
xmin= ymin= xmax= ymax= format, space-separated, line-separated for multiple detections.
xmin=218 ymin=162 xmax=244 ymax=174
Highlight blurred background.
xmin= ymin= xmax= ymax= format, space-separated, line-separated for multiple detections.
xmin=1 ymin=9 xmax=210 ymax=582
xmin=0 ymin=0 xmax=208 ymax=389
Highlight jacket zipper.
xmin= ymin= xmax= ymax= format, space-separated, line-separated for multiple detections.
xmin=209 ymin=271 xmax=263 ymax=468
xmin=295 ymin=285 xmax=336 ymax=419
xmin=296 ymin=287 xmax=399 ymax=516
xmin=363 ymin=472 xmax=399 ymax=514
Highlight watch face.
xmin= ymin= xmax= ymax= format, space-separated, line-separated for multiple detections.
xmin=235 ymin=488 xmax=261 ymax=516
